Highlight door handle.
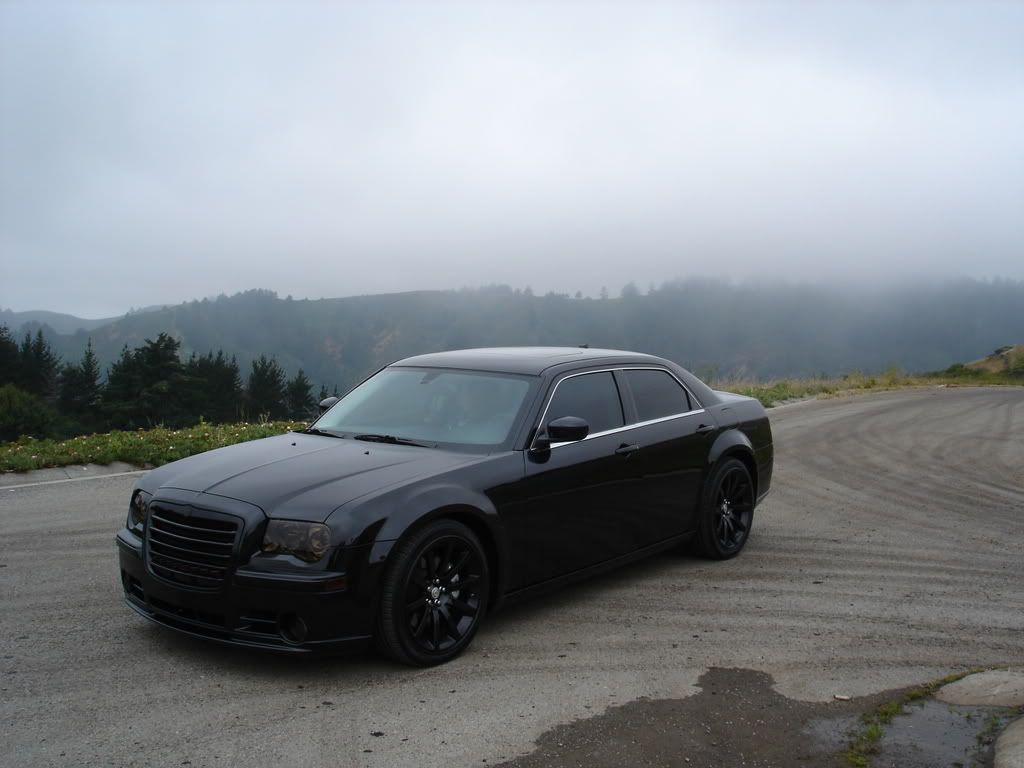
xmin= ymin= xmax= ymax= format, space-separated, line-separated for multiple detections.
xmin=615 ymin=443 xmax=640 ymax=456
xmin=696 ymin=424 xmax=715 ymax=435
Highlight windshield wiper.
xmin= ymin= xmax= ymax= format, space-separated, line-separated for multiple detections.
xmin=353 ymin=433 xmax=433 ymax=448
xmin=300 ymin=427 xmax=345 ymax=438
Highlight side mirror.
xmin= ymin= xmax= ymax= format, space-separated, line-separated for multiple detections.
xmin=318 ymin=396 xmax=340 ymax=414
xmin=547 ymin=416 xmax=590 ymax=443
xmin=530 ymin=416 xmax=590 ymax=455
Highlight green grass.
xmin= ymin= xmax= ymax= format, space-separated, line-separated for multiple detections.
xmin=0 ymin=420 xmax=306 ymax=472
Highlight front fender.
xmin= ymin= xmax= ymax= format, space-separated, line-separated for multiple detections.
xmin=379 ymin=482 xmax=500 ymax=543
xmin=334 ymin=481 xmax=506 ymax=569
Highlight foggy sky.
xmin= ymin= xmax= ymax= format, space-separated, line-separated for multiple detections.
xmin=2 ymin=1 xmax=1022 ymax=318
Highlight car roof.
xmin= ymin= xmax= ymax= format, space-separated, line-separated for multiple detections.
xmin=391 ymin=347 xmax=670 ymax=376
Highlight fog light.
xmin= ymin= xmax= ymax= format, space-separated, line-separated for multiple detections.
xmin=280 ymin=614 xmax=308 ymax=644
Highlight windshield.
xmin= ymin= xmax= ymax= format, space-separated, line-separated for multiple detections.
xmin=313 ymin=367 xmax=535 ymax=449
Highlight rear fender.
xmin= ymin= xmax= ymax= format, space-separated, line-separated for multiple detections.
xmin=708 ymin=428 xmax=754 ymax=467
xmin=706 ymin=429 xmax=758 ymax=497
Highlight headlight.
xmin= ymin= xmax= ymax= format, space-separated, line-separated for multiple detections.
xmin=128 ymin=490 xmax=151 ymax=531
xmin=261 ymin=520 xmax=331 ymax=563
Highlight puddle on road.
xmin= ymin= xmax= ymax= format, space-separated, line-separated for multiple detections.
xmin=496 ymin=667 xmax=1021 ymax=768
xmin=869 ymin=699 xmax=1013 ymax=768
xmin=805 ymin=699 xmax=1017 ymax=768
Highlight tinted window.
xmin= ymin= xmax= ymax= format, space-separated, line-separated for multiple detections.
xmin=625 ymin=369 xmax=692 ymax=422
xmin=544 ymin=372 xmax=624 ymax=435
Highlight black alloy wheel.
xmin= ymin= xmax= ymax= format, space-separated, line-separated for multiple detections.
xmin=696 ymin=457 xmax=755 ymax=559
xmin=377 ymin=519 xmax=490 ymax=666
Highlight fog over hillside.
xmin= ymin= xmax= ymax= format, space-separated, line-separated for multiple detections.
xmin=7 ymin=278 xmax=1021 ymax=391
xmin=2 ymin=2 xmax=1022 ymax=316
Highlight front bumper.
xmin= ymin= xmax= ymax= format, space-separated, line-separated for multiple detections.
xmin=116 ymin=529 xmax=375 ymax=653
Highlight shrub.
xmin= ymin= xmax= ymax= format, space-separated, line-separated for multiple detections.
xmin=1009 ymin=350 xmax=1024 ymax=378
xmin=0 ymin=384 xmax=54 ymax=442
xmin=0 ymin=419 xmax=306 ymax=472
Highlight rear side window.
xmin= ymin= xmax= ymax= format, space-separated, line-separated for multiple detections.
xmin=624 ymin=369 xmax=692 ymax=422
xmin=544 ymin=372 xmax=624 ymax=435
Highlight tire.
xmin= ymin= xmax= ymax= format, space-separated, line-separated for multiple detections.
xmin=695 ymin=457 xmax=755 ymax=559
xmin=377 ymin=519 xmax=490 ymax=666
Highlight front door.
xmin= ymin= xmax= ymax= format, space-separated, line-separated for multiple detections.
xmin=500 ymin=370 xmax=644 ymax=590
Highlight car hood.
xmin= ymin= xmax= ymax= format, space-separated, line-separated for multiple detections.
xmin=139 ymin=433 xmax=477 ymax=522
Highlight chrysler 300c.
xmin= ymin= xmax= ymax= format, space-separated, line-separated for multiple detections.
xmin=117 ymin=347 xmax=773 ymax=665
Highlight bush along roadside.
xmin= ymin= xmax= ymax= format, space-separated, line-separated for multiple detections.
xmin=0 ymin=420 xmax=306 ymax=473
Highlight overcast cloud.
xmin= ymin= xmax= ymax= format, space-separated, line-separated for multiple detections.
xmin=1 ymin=0 xmax=1022 ymax=317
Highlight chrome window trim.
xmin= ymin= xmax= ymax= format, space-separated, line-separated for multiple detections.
xmin=530 ymin=365 xmax=705 ymax=451
xmin=548 ymin=408 xmax=707 ymax=449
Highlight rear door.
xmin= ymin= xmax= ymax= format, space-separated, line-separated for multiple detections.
xmin=614 ymin=367 xmax=709 ymax=540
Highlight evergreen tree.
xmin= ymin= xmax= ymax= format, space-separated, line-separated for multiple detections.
xmin=103 ymin=345 xmax=138 ymax=426
xmin=182 ymin=350 xmax=243 ymax=423
xmin=246 ymin=355 xmax=287 ymax=419
xmin=58 ymin=339 xmax=101 ymax=417
xmin=103 ymin=334 xmax=185 ymax=427
xmin=0 ymin=326 xmax=19 ymax=387
xmin=17 ymin=330 xmax=59 ymax=399
xmin=285 ymin=368 xmax=314 ymax=419
xmin=211 ymin=352 xmax=243 ymax=422
xmin=135 ymin=333 xmax=186 ymax=426
xmin=224 ymin=355 xmax=244 ymax=415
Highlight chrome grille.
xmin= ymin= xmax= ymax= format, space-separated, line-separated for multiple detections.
xmin=146 ymin=505 xmax=239 ymax=589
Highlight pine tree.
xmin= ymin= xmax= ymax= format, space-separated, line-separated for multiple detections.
xmin=210 ymin=352 xmax=243 ymax=422
xmin=59 ymin=339 xmax=102 ymax=415
xmin=246 ymin=355 xmax=287 ymax=419
xmin=182 ymin=350 xmax=243 ymax=423
xmin=103 ymin=334 xmax=185 ymax=427
xmin=135 ymin=334 xmax=186 ymax=426
xmin=80 ymin=339 xmax=102 ymax=408
xmin=17 ymin=330 xmax=60 ymax=399
xmin=103 ymin=345 xmax=139 ymax=428
xmin=0 ymin=326 xmax=19 ymax=387
xmin=285 ymin=369 xmax=314 ymax=419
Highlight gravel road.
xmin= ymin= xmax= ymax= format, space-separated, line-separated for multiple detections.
xmin=2 ymin=386 xmax=1022 ymax=767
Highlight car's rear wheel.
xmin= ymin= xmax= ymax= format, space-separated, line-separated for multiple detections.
xmin=696 ymin=457 xmax=755 ymax=559
xmin=377 ymin=519 xmax=490 ymax=666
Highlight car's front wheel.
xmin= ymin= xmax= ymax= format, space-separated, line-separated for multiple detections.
xmin=695 ymin=457 xmax=755 ymax=559
xmin=377 ymin=519 xmax=490 ymax=666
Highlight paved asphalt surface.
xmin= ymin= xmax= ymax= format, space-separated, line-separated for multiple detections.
xmin=2 ymin=386 xmax=1022 ymax=767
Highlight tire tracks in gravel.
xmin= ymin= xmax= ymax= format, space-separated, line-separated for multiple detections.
xmin=1 ymin=386 xmax=1022 ymax=768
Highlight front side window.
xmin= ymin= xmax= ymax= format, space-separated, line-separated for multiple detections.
xmin=624 ymin=369 xmax=692 ymax=422
xmin=543 ymin=371 xmax=624 ymax=435
xmin=315 ymin=367 xmax=534 ymax=447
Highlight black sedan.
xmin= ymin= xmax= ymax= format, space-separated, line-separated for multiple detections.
xmin=117 ymin=347 xmax=773 ymax=665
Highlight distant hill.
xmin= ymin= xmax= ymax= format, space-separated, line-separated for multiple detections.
xmin=9 ymin=278 xmax=1024 ymax=391
xmin=966 ymin=344 xmax=1024 ymax=374
xmin=0 ymin=308 xmax=121 ymax=336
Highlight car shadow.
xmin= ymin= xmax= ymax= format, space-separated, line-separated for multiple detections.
xmin=135 ymin=548 xmax=706 ymax=678
xmin=484 ymin=548 xmax=700 ymax=628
